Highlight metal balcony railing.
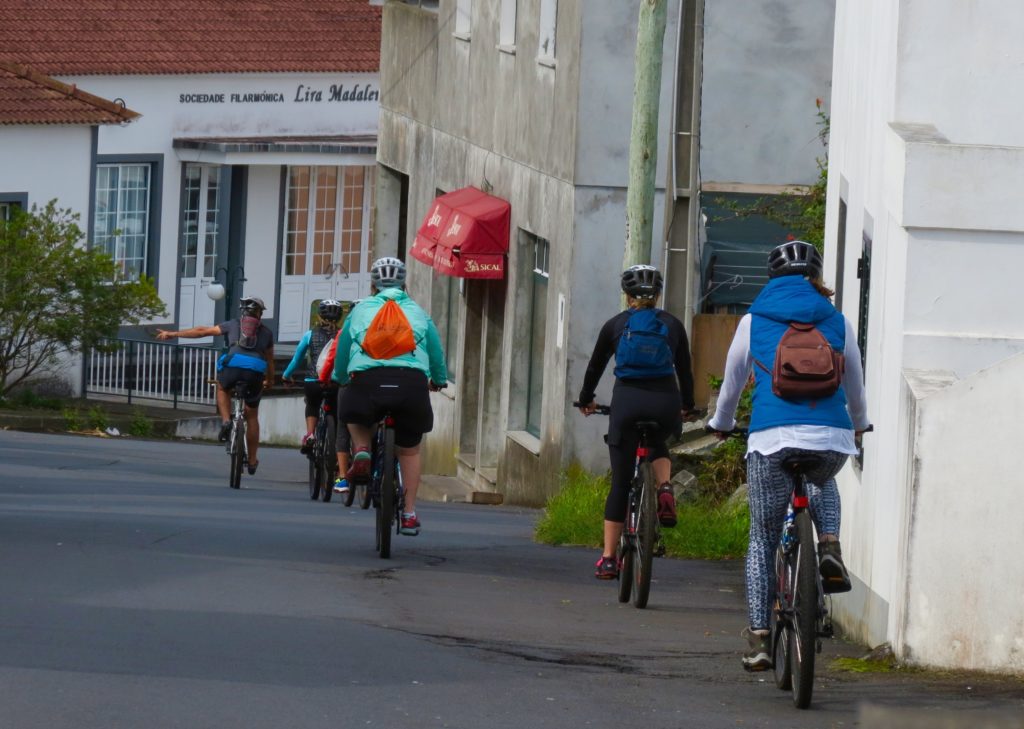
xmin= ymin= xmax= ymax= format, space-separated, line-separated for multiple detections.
xmin=85 ymin=338 xmax=220 ymax=409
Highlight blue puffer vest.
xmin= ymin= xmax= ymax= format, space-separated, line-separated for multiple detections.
xmin=748 ymin=276 xmax=852 ymax=433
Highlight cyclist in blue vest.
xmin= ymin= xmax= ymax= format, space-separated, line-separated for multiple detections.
xmin=282 ymin=298 xmax=353 ymax=491
xmin=577 ymin=265 xmax=698 ymax=580
xmin=157 ymin=296 xmax=275 ymax=473
xmin=707 ymin=240 xmax=870 ymax=671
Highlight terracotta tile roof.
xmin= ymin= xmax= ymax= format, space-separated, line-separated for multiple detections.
xmin=0 ymin=1 xmax=381 ymax=76
xmin=0 ymin=62 xmax=140 ymax=125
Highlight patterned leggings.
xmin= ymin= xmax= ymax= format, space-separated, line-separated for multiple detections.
xmin=745 ymin=448 xmax=848 ymax=630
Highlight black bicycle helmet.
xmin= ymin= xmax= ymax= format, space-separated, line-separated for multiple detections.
xmin=620 ymin=264 xmax=663 ymax=298
xmin=239 ymin=296 xmax=266 ymax=316
xmin=318 ymin=298 xmax=343 ymax=321
xmin=370 ymin=257 xmax=407 ymax=289
xmin=767 ymin=240 xmax=823 ymax=280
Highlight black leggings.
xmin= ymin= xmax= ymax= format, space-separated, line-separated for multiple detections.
xmin=604 ymin=382 xmax=681 ymax=522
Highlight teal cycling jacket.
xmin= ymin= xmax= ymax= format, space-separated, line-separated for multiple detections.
xmin=331 ymin=288 xmax=448 ymax=386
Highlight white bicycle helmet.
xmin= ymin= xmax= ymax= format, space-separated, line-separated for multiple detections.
xmin=318 ymin=298 xmax=343 ymax=321
xmin=370 ymin=257 xmax=407 ymax=289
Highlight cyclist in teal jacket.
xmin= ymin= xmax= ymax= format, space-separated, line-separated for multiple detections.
xmin=332 ymin=257 xmax=447 ymax=535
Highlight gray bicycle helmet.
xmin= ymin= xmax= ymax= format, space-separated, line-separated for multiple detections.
xmin=370 ymin=256 xmax=407 ymax=289
xmin=767 ymin=240 xmax=823 ymax=280
xmin=239 ymin=296 xmax=266 ymax=316
xmin=620 ymin=264 xmax=664 ymax=298
xmin=318 ymin=298 xmax=343 ymax=321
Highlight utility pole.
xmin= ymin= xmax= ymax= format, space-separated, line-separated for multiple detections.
xmin=623 ymin=0 xmax=669 ymax=275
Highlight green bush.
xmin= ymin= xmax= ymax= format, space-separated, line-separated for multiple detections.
xmin=128 ymin=408 xmax=154 ymax=437
xmin=86 ymin=405 xmax=108 ymax=431
xmin=698 ymin=437 xmax=748 ymax=504
xmin=536 ymin=464 xmax=749 ymax=560
xmin=62 ymin=408 xmax=82 ymax=431
xmin=0 ymin=389 xmax=63 ymax=410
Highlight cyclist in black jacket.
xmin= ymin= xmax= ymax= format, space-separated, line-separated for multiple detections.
xmin=577 ymin=265 xmax=698 ymax=579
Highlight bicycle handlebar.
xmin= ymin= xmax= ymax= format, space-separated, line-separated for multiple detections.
xmin=572 ymin=401 xmax=611 ymax=415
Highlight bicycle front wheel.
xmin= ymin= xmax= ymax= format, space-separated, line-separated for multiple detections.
xmin=632 ymin=463 xmax=656 ymax=609
xmin=376 ymin=427 xmax=396 ymax=559
xmin=229 ymin=420 xmax=244 ymax=490
xmin=617 ymin=533 xmax=633 ymax=604
xmin=789 ymin=510 xmax=818 ymax=709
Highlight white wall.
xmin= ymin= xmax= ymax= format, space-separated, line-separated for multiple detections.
xmin=0 ymin=125 xmax=93 ymax=212
xmin=0 ymin=124 xmax=97 ymax=395
xmin=901 ymin=357 xmax=1024 ymax=673
xmin=827 ymin=0 xmax=1024 ymax=672
xmin=60 ymin=73 xmax=380 ymax=323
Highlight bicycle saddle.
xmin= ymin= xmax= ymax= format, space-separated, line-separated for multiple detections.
xmin=780 ymin=453 xmax=826 ymax=474
xmin=634 ymin=420 xmax=662 ymax=435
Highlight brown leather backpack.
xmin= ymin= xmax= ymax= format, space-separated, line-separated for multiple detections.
xmin=754 ymin=322 xmax=845 ymax=401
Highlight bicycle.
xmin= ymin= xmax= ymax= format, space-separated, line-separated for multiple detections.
xmin=307 ymin=386 xmax=338 ymax=503
xmin=574 ymin=402 xmax=664 ymax=609
xmin=226 ymin=382 xmax=249 ymax=490
xmin=708 ymin=424 xmax=871 ymax=709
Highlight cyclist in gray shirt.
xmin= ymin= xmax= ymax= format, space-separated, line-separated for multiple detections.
xmin=157 ymin=296 xmax=275 ymax=472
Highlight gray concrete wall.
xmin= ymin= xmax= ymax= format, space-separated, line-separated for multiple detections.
xmin=700 ymin=0 xmax=836 ymax=186
xmin=575 ymin=0 xmax=680 ymax=188
xmin=377 ymin=1 xmax=679 ymax=504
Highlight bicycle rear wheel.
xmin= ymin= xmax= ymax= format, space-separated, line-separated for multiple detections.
xmin=773 ymin=545 xmax=793 ymax=691
xmin=789 ymin=510 xmax=818 ymax=708
xmin=320 ymin=417 xmax=335 ymax=503
xmin=376 ymin=427 xmax=396 ymax=559
xmin=308 ymin=455 xmax=322 ymax=500
xmin=229 ymin=419 xmax=244 ymax=490
xmin=617 ymin=533 xmax=633 ymax=604
xmin=632 ymin=463 xmax=656 ymax=609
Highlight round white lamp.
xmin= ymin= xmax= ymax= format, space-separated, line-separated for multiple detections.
xmin=206 ymin=282 xmax=226 ymax=301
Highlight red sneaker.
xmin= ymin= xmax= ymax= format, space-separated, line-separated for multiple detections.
xmin=657 ymin=484 xmax=678 ymax=528
xmin=400 ymin=513 xmax=421 ymax=536
xmin=594 ymin=556 xmax=618 ymax=580
xmin=346 ymin=447 xmax=371 ymax=483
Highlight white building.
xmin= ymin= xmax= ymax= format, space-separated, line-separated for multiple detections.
xmin=0 ymin=1 xmax=382 ymax=369
xmin=826 ymin=0 xmax=1024 ymax=673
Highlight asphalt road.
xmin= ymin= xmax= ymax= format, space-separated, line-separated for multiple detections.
xmin=1 ymin=430 xmax=1021 ymax=729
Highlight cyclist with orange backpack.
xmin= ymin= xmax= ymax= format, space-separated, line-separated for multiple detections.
xmin=331 ymin=257 xmax=447 ymax=535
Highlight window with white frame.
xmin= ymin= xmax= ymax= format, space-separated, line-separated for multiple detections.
xmin=499 ymin=0 xmax=517 ymax=47
xmin=538 ymin=0 xmax=557 ymax=60
xmin=94 ymin=163 xmax=152 ymax=280
xmin=525 ymin=234 xmax=550 ymax=437
xmin=283 ymin=165 xmax=374 ymax=278
xmin=455 ymin=0 xmax=472 ymax=36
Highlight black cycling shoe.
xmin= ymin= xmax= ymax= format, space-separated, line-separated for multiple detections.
xmin=217 ymin=420 xmax=232 ymax=442
xmin=818 ymin=541 xmax=853 ymax=593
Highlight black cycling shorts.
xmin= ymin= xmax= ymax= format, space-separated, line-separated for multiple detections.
xmin=339 ymin=367 xmax=433 ymax=448
xmin=217 ymin=367 xmax=265 ymax=407
xmin=304 ymin=380 xmax=331 ymax=419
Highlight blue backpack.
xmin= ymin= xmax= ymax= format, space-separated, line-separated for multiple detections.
xmin=614 ymin=308 xmax=675 ymax=380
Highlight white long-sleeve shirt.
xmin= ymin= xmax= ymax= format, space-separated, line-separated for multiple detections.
xmin=707 ymin=314 xmax=870 ymax=456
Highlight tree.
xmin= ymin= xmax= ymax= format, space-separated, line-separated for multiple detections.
xmin=0 ymin=201 xmax=166 ymax=397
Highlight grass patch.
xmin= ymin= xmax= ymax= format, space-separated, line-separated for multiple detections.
xmin=831 ymin=656 xmax=896 ymax=674
xmin=535 ymin=463 xmax=749 ymax=560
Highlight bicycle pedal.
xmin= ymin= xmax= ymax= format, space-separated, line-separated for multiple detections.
xmin=654 ymin=543 xmax=666 ymax=557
